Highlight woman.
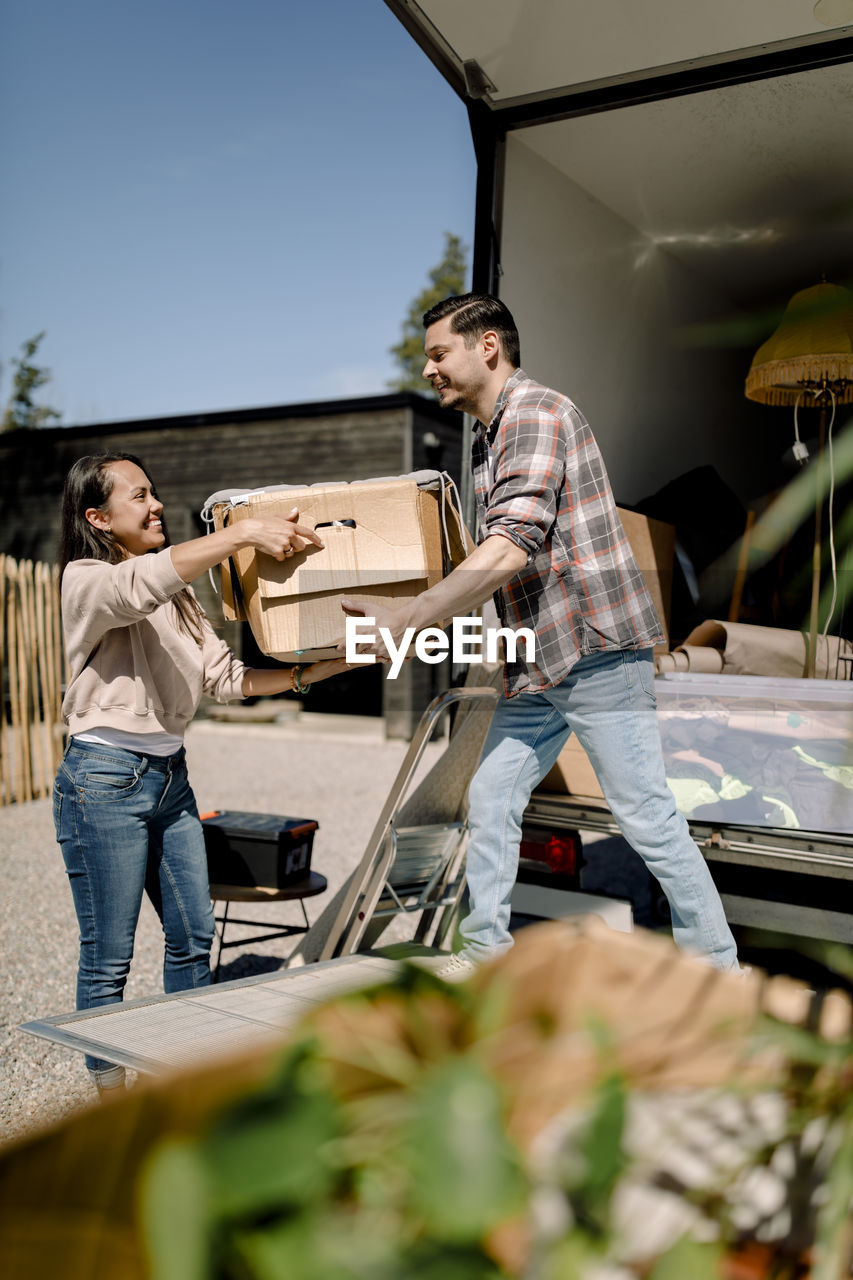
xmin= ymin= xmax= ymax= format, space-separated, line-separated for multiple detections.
xmin=54 ymin=452 xmax=351 ymax=1094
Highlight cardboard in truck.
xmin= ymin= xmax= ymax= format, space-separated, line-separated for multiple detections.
xmin=538 ymin=506 xmax=674 ymax=800
xmin=616 ymin=508 xmax=674 ymax=655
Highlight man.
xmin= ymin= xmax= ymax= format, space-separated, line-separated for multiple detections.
xmin=343 ymin=294 xmax=739 ymax=978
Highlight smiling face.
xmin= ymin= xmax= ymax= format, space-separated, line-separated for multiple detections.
xmin=422 ymin=315 xmax=507 ymax=424
xmin=422 ymin=316 xmax=485 ymax=414
xmin=86 ymin=459 xmax=165 ymax=557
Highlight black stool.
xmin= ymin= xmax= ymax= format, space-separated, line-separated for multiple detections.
xmin=209 ymin=872 xmax=328 ymax=980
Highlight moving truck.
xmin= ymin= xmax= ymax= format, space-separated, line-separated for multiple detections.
xmin=385 ymin=1 xmax=853 ymax=961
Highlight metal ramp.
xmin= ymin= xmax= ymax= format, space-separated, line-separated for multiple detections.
xmin=20 ymin=678 xmax=502 ymax=1076
xmin=20 ymin=954 xmax=412 ymax=1076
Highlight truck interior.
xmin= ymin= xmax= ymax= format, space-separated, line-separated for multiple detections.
xmin=386 ymin=0 xmax=853 ymax=628
xmin=386 ymin=1 xmax=853 ymax=977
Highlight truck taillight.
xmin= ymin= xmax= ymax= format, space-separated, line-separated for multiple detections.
xmin=519 ymin=830 xmax=582 ymax=877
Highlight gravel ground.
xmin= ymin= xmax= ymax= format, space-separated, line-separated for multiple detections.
xmin=0 ymin=714 xmax=444 ymax=1147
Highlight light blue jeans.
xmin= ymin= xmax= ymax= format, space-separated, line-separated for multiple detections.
xmin=460 ymin=648 xmax=738 ymax=970
xmin=54 ymin=739 xmax=215 ymax=1084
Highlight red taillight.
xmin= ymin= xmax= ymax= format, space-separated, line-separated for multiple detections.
xmin=519 ymin=831 xmax=582 ymax=876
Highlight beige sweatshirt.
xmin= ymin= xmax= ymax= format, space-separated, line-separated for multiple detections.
xmin=61 ymin=549 xmax=246 ymax=739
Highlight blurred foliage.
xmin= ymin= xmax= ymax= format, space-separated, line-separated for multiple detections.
xmin=746 ymin=942 xmax=853 ymax=1280
xmin=137 ymin=956 xmax=853 ymax=1280
xmin=388 ymin=232 xmax=468 ymax=393
xmin=140 ymin=969 xmax=527 ymax=1280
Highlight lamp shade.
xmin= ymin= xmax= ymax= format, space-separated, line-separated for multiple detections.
xmin=745 ymin=281 xmax=853 ymax=405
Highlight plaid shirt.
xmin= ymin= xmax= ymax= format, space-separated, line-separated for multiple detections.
xmin=473 ymin=369 xmax=664 ymax=696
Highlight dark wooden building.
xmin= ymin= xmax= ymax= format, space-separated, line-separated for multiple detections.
xmin=0 ymin=392 xmax=465 ymax=737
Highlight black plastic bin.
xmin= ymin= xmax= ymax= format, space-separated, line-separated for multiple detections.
xmin=201 ymin=810 xmax=318 ymax=889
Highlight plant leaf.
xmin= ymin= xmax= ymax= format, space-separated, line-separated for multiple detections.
xmin=139 ymin=1138 xmax=212 ymax=1280
xmin=403 ymin=1058 xmax=527 ymax=1243
xmin=646 ymin=1235 xmax=723 ymax=1280
xmin=810 ymin=1116 xmax=853 ymax=1280
xmin=202 ymin=1082 xmax=341 ymax=1216
xmin=541 ymin=1231 xmax=602 ymax=1279
xmin=569 ymin=1072 xmax=627 ymax=1236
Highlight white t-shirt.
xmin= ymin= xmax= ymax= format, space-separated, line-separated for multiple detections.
xmin=74 ymin=727 xmax=184 ymax=757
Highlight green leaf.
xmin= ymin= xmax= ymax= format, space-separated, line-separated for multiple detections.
xmin=646 ymin=1236 xmax=723 ymax=1280
xmin=811 ymin=1118 xmax=853 ymax=1280
xmin=403 ymin=1058 xmax=527 ymax=1243
xmin=233 ymin=1215 xmax=352 ymax=1280
xmin=235 ymin=1207 xmax=417 ymax=1280
xmin=202 ymin=1082 xmax=341 ymax=1216
xmin=760 ymin=1017 xmax=850 ymax=1069
xmin=139 ymin=1138 xmax=213 ymax=1280
xmin=541 ymin=1231 xmax=602 ymax=1279
xmin=234 ymin=1216 xmax=507 ymax=1280
xmin=794 ymin=939 xmax=853 ymax=983
xmin=398 ymin=1242 xmax=506 ymax=1280
xmin=568 ymin=1072 xmax=627 ymax=1236
xmin=579 ymin=1073 xmax=626 ymax=1199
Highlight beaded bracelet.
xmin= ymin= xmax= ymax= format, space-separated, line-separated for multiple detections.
xmin=291 ymin=663 xmax=311 ymax=695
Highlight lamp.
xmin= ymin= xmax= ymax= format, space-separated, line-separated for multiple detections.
xmin=745 ymin=279 xmax=853 ymax=675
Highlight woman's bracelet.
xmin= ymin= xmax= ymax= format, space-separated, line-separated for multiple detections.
xmin=290 ymin=663 xmax=311 ymax=695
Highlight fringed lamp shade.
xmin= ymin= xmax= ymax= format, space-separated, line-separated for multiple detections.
xmin=745 ymin=281 xmax=853 ymax=406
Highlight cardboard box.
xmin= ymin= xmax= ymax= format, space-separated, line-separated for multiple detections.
xmin=538 ymin=735 xmax=605 ymax=800
xmin=536 ymin=508 xmax=674 ymax=801
xmin=213 ymin=476 xmax=465 ymax=661
xmin=202 ymin=810 xmax=318 ymax=889
xmin=616 ymin=507 xmax=674 ymax=654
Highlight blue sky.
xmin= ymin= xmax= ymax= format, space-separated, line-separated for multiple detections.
xmin=0 ymin=0 xmax=476 ymax=425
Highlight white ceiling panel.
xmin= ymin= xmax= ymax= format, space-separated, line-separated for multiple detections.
xmin=412 ymin=0 xmax=853 ymax=101
xmin=516 ymin=61 xmax=853 ymax=305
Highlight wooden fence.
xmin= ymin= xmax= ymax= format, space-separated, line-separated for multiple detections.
xmin=0 ymin=556 xmax=66 ymax=806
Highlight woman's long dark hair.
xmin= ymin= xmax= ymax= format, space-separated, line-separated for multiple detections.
xmin=59 ymin=452 xmax=205 ymax=643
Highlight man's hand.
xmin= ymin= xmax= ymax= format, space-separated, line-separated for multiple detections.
xmin=338 ymin=597 xmax=413 ymax=662
xmin=337 ymin=534 xmax=527 ymax=661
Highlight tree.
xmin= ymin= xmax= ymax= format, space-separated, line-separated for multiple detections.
xmin=388 ymin=232 xmax=468 ymax=392
xmin=2 ymin=332 xmax=61 ymax=430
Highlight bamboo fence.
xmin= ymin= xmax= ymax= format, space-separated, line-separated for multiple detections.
xmin=0 ymin=555 xmax=66 ymax=806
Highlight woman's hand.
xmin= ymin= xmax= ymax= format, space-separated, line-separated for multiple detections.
xmin=171 ymin=507 xmax=323 ymax=583
xmin=237 ymin=508 xmax=324 ymax=561
xmin=240 ymin=654 xmax=362 ymax=698
xmin=303 ymin=655 xmax=357 ymax=684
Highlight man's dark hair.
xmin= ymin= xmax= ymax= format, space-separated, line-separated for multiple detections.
xmin=423 ymin=293 xmax=520 ymax=367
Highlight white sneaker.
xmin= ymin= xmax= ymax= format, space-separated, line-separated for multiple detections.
xmin=435 ymin=952 xmax=478 ymax=983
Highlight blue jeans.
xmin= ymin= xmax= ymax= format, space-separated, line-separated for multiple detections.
xmin=53 ymin=739 xmax=215 ymax=1081
xmin=460 ymin=648 xmax=738 ymax=970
